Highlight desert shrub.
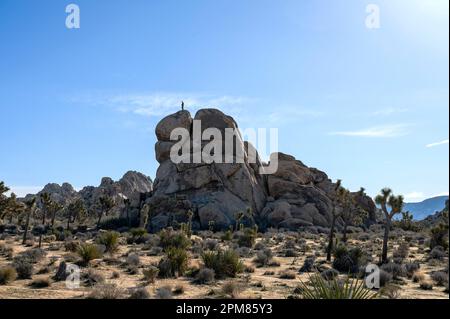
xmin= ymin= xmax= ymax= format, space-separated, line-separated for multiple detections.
xmin=159 ymin=229 xmax=191 ymax=251
xmin=30 ymin=277 xmax=51 ymax=288
xmin=18 ymin=248 xmax=46 ymax=263
xmin=404 ymin=262 xmax=420 ymax=278
xmin=88 ymin=283 xmax=124 ymax=299
xmin=379 ymin=269 xmax=393 ymax=287
xmin=222 ymin=280 xmax=243 ymax=299
xmin=202 ymin=249 xmax=244 ymax=279
xmin=64 ymin=240 xmax=80 ymax=252
xmin=279 ymin=270 xmax=297 ymax=279
xmin=77 ymin=243 xmax=103 ymax=266
xmin=332 ymin=245 xmax=365 ymax=274
xmin=128 ymin=228 xmax=148 ymax=244
xmin=111 ymin=271 xmax=120 ymax=279
xmin=98 ymin=217 xmax=138 ymax=230
xmin=155 ymin=286 xmax=173 ymax=299
xmin=380 ymin=284 xmax=401 ymax=299
xmin=297 ymin=275 xmax=377 ymax=299
xmin=142 ymin=266 xmax=159 ymax=283
xmin=221 ymin=230 xmax=233 ymax=241
xmin=430 ymin=224 xmax=449 ymax=250
xmin=429 ymin=246 xmax=446 ymax=260
xmin=380 ymin=262 xmax=406 ymax=280
xmin=97 ymin=231 xmax=120 ymax=253
xmin=158 ymin=248 xmax=189 ymax=278
xmin=12 ymin=257 xmax=34 ymax=279
xmin=126 ymin=253 xmax=141 ymax=268
xmin=253 ymin=248 xmax=273 ymax=267
xmin=419 ymin=280 xmax=433 ymax=290
xmin=195 ymin=268 xmax=215 ymax=284
xmin=0 ymin=266 xmax=17 ymax=285
xmin=321 ymin=269 xmax=339 ymax=281
xmin=237 ymin=229 xmax=257 ymax=248
xmin=83 ymin=269 xmax=105 ymax=287
xmin=393 ymin=242 xmax=410 ymax=260
xmin=431 ymin=271 xmax=449 ymax=286
xmin=203 ymin=239 xmax=219 ymax=251
xmin=284 ymin=249 xmax=298 ymax=257
xmin=299 ymin=257 xmax=316 ymax=273
xmin=129 ymin=287 xmax=150 ymax=299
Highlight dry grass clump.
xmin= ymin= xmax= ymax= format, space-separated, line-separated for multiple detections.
xmin=0 ymin=266 xmax=17 ymax=285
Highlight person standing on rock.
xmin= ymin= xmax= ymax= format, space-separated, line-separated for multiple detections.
xmin=181 ymin=101 xmax=185 ymax=111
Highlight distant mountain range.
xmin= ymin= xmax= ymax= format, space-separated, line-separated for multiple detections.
xmin=403 ymin=196 xmax=449 ymax=220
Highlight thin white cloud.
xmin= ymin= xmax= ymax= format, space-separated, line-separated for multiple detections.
xmin=90 ymin=93 xmax=252 ymax=118
xmin=426 ymin=139 xmax=449 ymax=148
xmin=330 ymin=124 xmax=410 ymax=138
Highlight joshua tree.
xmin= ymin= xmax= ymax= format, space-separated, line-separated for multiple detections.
xmin=96 ymin=195 xmax=114 ymax=229
xmin=235 ymin=211 xmax=245 ymax=232
xmin=22 ymin=198 xmax=36 ymax=245
xmin=39 ymin=192 xmax=52 ymax=226
xmin=66 ymin=198 xmax=86 ymax=231
xmin=0 ymin=193 xmax=24 ymax=223
xmin=375 ymin=188 xmax=404 ymax=264
xmin=49 ymin=201 xmax=63 ymax=228
xmin=0 ymin=181 xmax=10 ymax=218
xmin=327 ymin=179 xmax=344 ymax=262
xmin=123 ymin=197 xmax=131 ymax=227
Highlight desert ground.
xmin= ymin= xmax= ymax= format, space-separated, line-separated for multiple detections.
xmin=0 ymin=225 xmax=448 ymax=299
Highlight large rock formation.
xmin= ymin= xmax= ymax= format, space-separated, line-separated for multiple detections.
xmin=146 ymin=108 xmax=377 ymax=232
xmin=147 ymin=109 xmax=267 ymax=231
xmin=22 ymin=171 xmax=153 ymax=219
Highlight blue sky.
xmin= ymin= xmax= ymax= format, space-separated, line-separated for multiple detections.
xmin=0 ymin=0 xmax=448 ymax=202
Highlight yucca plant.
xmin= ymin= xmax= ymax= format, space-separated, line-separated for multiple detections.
xmin=97 ymin=231 xmax=120 ymax=254
xmin=77 ymin=243 xmax=103 ymax=266
xmin=297 ymin=274 xmax=378 ymax=299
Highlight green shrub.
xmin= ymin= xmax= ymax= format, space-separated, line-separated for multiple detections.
xmin=158 ymin=247 xmax=189 ymax=278
xmin=202 ymin=249 xmax=244 ymax=279
xmin=159 ymin=229 xmax=191 ymax=251
xmin=332 ymin=245 xmax=364 ymax=273
xmin=77 ymin=243 xmax=103 ymax=266
xmin=0 ymin=266 xmax=17 ymax=285
xmin=13 ymin=257 xmax=34 ymax=279
xmin=97 ymin=231 xmax=120 ymax=253
xmin=237 ymin=229 xmax=257 ymax=248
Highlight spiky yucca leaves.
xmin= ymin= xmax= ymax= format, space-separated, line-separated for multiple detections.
xmin=97 ymin=231 xmax=120 ymax=253
xmin=77 ymin=243 xmax=103 ymax=266
xmin=298 ymin=274 xmax=378 ymax=299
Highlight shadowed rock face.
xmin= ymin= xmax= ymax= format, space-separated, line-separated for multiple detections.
xmin=147 ymin=108 xmax=377 ymax=232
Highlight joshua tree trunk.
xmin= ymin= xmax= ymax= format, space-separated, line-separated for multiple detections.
xmin=96 ymin=211 xmax=104 ymax=229
xmin=381 ymin=217 xmax=391 ymax=264
xmin=66 ymin=214 xmax=71 ymax=231
xmin=22 ymin=210 xmax=32 ymax=245
xmin=51 ymin=213 xmax=56 ymax=228
xmin=342 ymin=223 xmax=348 ymax=242
xmin=326 ymin=213 xmax=337 ymax=261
